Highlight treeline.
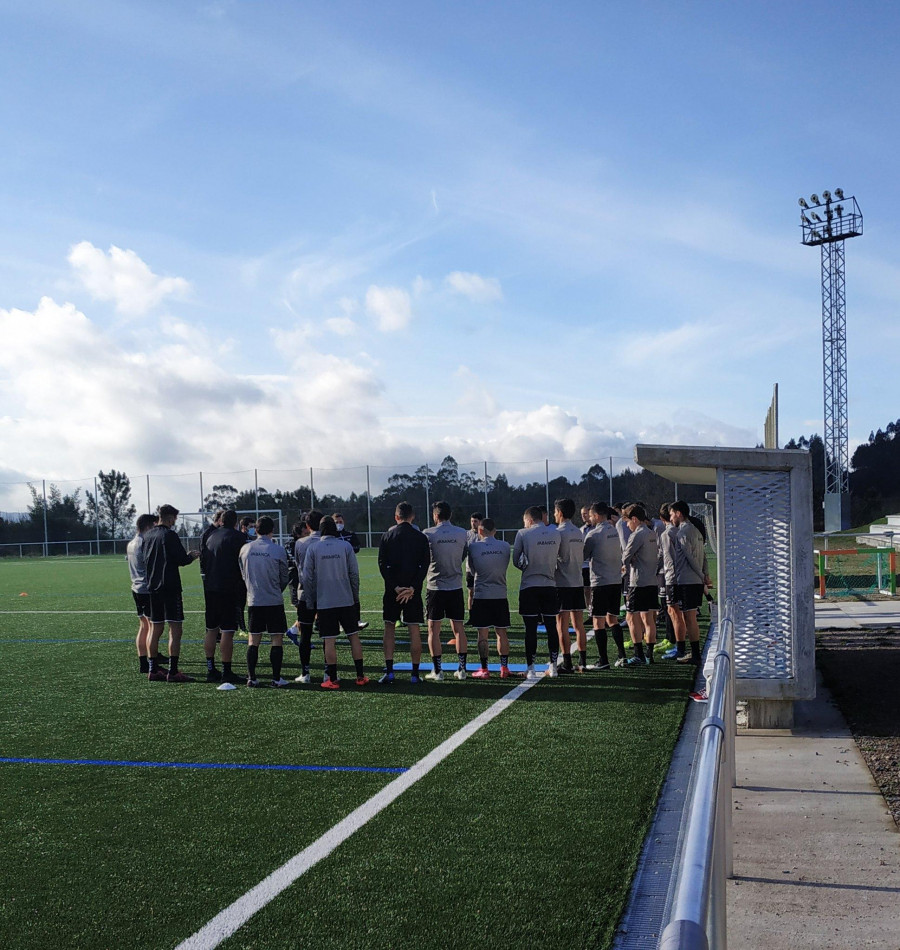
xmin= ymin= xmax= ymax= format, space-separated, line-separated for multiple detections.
xmin=785 ymin=418 xmax=900 ymax=530
xmin=0 ymin=457 xmax=710 ymax=547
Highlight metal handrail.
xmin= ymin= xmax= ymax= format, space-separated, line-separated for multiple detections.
xmin=660 ymin=600 xmax=736 ymax=950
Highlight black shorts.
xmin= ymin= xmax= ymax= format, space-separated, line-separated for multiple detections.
xmin=426 ymin=589 xmax=465 ymax=622
xmin=248 ymin=604 xmax=288 ymax=635
xmin=470 ymin=598 xmax=511 ymax=630
xmin=383 ymin=588 xmax=425 ymax=625
xmin=591 ymin=584 xmax=622 ymax=617
xmin=149 ymin=588 xmax=184 ymax=624
xmin=466 ymin=571 xmax=475 ymax=590
xmin=582 ymin=567 xmax=591 ymax=587
xmin=132 ymin=591 xmax=151 ymax=618
xmin=518 ymin=586 xmax=559 ymax=619
xmin=674 ymin=583 xmax=704 ymax=612
xmin=205 ymin=590 xmax=242 ymax=632
xmin=557 ymin=586 xmax=586 ymax=612
xmin=664 ymin=584 xmax=676 ymax=606
xmin=296 ymin=601 xmax=316 ymax=626
xmin=626 ymin=586 xmax=660 ymax=613
xmin=318 ymin=604 xmax=359 ymax=639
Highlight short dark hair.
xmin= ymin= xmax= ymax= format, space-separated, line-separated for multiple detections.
xmin=470 ymin=511 xmax=484 ymax=521
xmin=319 ymin=515 xmax=338 ymax=537
xmin=256 ymin=515 xmax=274 ymax=535
xmin=539 ymin=505 xmax=548 ymax=514
xmin=332 ymin=512 xmax=344 ymax=520
xmin=306 ymin=509 xmax=323 ymax=531
xmin=671 ymin=500 xmax=690 ymax=518
xmin=659 ymin=503 xmax=671 ymax=522
xmin=137 ymin=513 xmax=157 ymax=532
xmin=590 ymin=502 xmax=609 ymax=517
xmin=554 ymin=498 xmax=576 ymax=520
xmin=158 ymin=504 xmax=179 ymax=520
xmin=525 ymin=505 xmax=543 ymax=522
xmin=625 ymin=504 xmax=647 ymax=522
xmin=396 ymin=502 xmax=414 ymax=521
xmin=213 ymin=509 xmax=225 ymax=523
xmin=433 ymin=500 xmax=451 ymax=522
xmin=292 ymin=520 xmax=305 ymax=538
xmin=480 ymin=517 xmax=495 ymax=532
xmin=240 ymin=516 xmax=255 ymax=529
xmin=222 ymin=509 xmax=238 ymax=528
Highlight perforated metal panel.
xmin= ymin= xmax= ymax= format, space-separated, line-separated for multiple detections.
xmin=722 ymin=470 xmax=793 ymax=680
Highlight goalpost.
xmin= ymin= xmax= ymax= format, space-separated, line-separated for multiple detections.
xmin=176 ymin=510 xmax=286 ymax=549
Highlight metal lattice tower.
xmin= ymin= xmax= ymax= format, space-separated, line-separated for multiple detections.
xmin=821 ymin=240 xmax=849 ymax=496
xmin=799 ymin=189 xmax=862 ymax=531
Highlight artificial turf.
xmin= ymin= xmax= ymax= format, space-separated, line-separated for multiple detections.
xmin=0 ymin=553 xmax=705 ymax=949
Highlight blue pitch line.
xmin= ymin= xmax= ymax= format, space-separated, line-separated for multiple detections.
xmin=0 ymin=756 xmax=407 ymax=774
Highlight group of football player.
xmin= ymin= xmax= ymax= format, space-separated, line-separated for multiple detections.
xmin=125 ymin=495 xmax=711 ymax=692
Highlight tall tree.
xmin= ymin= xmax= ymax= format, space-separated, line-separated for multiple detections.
xmin=86 ymin=470 xmax=137 ymax=538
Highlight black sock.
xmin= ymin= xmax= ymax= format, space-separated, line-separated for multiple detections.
xmin=478 ymin=640 xmax=489 ymax=669
xmin=579 ymin=650 xmax=587 ymax=668
xmin=500 ymin=654 xmax=509 ymax=667
xmin=223 ymin=661 xmax=232 ymax=674
xmin=139 ymin=655 xmax=149 ymax=674
xmin=562 ymin=652 xmax=573 ymax=669
xmin=524 ymin=617 xmax=539 ymax=666
xmin=546 ymin=618 xmax=560 ymax=656
xmin=457 ymin=652 xmax=467 ymax=671
xmin=690 ymin=640 xmax=701 ymax=664
xmin=270 ymin=645 xmax=283 ymax=680
xmin=247 ymin=645 xmax=259 ymax=679
xmin=169 ymin=655 xmax=179 ymax=674
xmin=433 ymin=654 xmax=442 ymax=673
xmin=677 ymin=640 xmax=686 ymax=657
xmin=299 ymin=626 xmax=313 ymax=672
xmin=206 ymin=656 xmax=215 ymax=672
xmin=148 ymin=656 xmax=157 ymax=673
xmin=326 ymin=662 xmax=338 ymax=682
xmin=635 ymin=642 xmax=645 ymax=660
xmin=385 ymin=658 xmax=394 ymax=672
xmin=412 ymin=662 xmax=420 ymax=674
xmin=354 ymin=658 xmax=364 ymax=678
xmin=612 ymin=624 xmax=626 ymax=659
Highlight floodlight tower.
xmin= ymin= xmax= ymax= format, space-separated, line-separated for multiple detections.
xmin=799 ymin=189 xmax=862 ymax=531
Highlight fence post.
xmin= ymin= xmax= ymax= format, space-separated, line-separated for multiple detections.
xmin=366 ymin=465 xmax=373 ymax=548
xmin=544 ymin=459 xmax=550 ymax=513
xmin=146 ymin=474 xmax=151 ymax=514
xmin=199 ymin=472 xmax=204 ymax=513
xmin=254 ymin=469 xmax=260 ymax=519
xmin=309 ymin=467 xmax=315 ymax=509
xmin=818 ymin=551 xmax=826 ymax=598
xmin=483 ymin=460 xmax=489 ymax=518
xmin=609 ymin=456 xmax=614 ymax=506
xmin=424 ymin=464 xmax=430 ymax=525
xmin=42 ymin=479 xmax=49 ymax=557
xmin=94 ymin=475 xmax=101 ymax=556
xmin=891 ymin=550 xmax=897 ymax=596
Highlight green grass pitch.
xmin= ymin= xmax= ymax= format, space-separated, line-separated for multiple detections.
xmin=0 ymin=553 xmax=705 ymax=949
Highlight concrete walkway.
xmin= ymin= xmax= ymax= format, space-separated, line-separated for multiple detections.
xmin=727 ymin=671 xmax=900 ymax=949
xmin=815 ymin=599 xmax=900 ymax=630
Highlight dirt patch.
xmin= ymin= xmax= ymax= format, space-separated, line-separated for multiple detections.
xmin=816 ymin=628 xmax=900 ymax=826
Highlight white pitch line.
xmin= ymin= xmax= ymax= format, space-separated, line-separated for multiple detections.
xmin=175 ymin=675 xmax=542 ymax=950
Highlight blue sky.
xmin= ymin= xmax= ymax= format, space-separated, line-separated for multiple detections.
xmin=1 ymin=0 xmax=898 ymax=509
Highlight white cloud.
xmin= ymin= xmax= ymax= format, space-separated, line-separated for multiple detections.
xmin=365 ymin=284 xmax=412 ymax=332
xmin=325 ymin=317 xmax=357 ymax=336
xmin=68 ymin=242 xmax=190 ymax=316
xmin=445 ymin=271 xmax=503 ymax=303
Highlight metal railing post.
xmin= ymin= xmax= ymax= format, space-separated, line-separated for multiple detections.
xmin=483 ymin=460 xmax=489 ymax=518
xmin=42 ymin=480 xmax=49 ymax=558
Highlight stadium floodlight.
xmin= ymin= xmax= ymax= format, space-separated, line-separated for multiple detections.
xmin=795 ymin=186 xmax=863 ymax=532
xmin=798 ymin=197 xmax=809 ymax=208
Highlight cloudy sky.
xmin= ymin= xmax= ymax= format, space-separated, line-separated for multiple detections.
xmin=1 ymin=1 xmax=898 ymax=510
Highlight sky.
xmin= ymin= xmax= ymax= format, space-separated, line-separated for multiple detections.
xmin=1 ymin=0 xmax=898 ymax=511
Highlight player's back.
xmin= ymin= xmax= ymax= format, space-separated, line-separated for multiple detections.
xmin=423 ymin=522 xmax=468 ymax=590
xmin=468 ymin=536 xmax=511 ymax=599
xmin=514 ymin=523 xmax=561 ymax=588
xmin=555 ymin=520 xmax=584 ymax=588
